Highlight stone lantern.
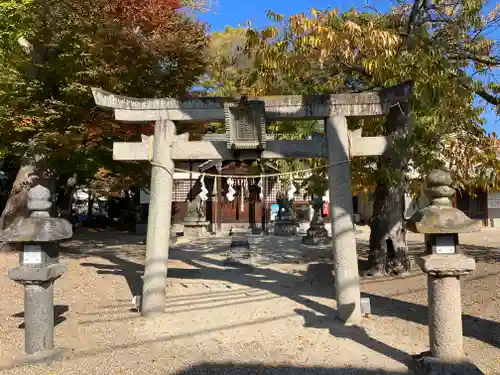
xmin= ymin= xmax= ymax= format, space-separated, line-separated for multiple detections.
xmin=407 ymin=170 xmax=484 ymax=373
xmin=0 ymin=185 xmax=72 ymax=361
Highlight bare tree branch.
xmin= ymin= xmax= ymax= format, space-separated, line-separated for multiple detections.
xmin=455 ymin=73 xmax=500 ymax=106
xmin=448 ymin=52 xmax=500 ymax=66
xmin=405 ymin=0 xmax=423 ymax=35
xmin=473 ymin=87 xmax=500 ymax=106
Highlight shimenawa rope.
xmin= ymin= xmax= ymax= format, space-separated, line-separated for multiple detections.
xmin=146 ymin=135 xmax=350 ymax=179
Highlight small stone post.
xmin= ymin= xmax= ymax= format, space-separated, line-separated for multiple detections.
xmin=407 ymin=170 xmax=484 ymax=373
xmin=1 ymin=184 xmax=72 ymax=359
xmin=325 ymin=115 xmax=361 ymax=325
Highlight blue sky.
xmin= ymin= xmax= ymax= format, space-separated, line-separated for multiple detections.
xmin=197 ymin=0 xmax=499 ymax=134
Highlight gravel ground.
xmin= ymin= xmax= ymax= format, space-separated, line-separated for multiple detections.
xmin=0 ymin=227 xmax=498 ymax=374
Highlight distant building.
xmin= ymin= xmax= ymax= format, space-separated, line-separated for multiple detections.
xmin=137 ymin=160 xmax=314 ymax=234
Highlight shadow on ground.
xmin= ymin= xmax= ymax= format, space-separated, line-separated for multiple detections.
xmin=12 ymin=305 xmax=69 ymax=329
xmin=172 ymin=362 xmax=411 ymax=374
xmin=173 ymin=360 xmax=489 ymax=375
xmin=74 ymin=234 xmax=500 ymax=351
xmin=356 ymin=239 xmax=500 ymax=264
xmin=48 ymin=231 xmax=498 ymax=370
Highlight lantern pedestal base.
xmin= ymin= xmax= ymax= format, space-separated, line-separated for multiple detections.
xmin=183 ymin=221 xmax=210 ymax=238
xmin=9 ymin=263 xmax=67 ymax=357
xmin=416 ymin=253 xmax=478 ymax=369
xmin=413 ymin=351 xmax=485 ymax=375
xmin=302 ymin=224 xmax=331 ymax=245
xmin=275 ymin=219 xmax=297 ymax=236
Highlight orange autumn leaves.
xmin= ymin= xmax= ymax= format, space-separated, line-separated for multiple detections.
xmin=104 ymin=0 xmax=182 ymax=33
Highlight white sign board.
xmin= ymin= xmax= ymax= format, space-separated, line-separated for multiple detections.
xmin=487 ymin=191 xmax=500 ymax=208
xmin=435 ymin=236 xmax=455 ymax=254
xmin=488 ymin=199 xmax=500 ymax=209
xmin=23 ymin=245 xmax=43 ymax=264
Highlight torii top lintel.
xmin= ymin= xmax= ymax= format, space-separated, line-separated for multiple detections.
xmin=91 ymin=82 xmax=412 ymax=123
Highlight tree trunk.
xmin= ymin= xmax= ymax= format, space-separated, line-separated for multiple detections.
xmin=0 ymin=164 xmax=35 ymax=231
xmin=56 ymin=174 xmax=77 ymax=220
xmin=367 ymin=85 xmax=413 ymax=277
xmin=0 ymin=155 xmax=52 ymax=251
xmin=367 ymin=182 xmax=409 ymax=276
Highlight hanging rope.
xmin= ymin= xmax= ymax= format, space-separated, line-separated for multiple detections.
xmin=149 ymin=159 xmax=350 ymax=179
xmin=146 ymin=130 xmax=350 ymax=179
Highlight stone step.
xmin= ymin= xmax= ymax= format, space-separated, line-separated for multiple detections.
xmin=225 ymin=236 xmax=252 ymax=268
xmin=229 ymin=226 xmax=250 ymax=236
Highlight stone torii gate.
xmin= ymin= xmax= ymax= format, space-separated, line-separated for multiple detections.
xmin=92 ymin=83 xmax=412 ymax=324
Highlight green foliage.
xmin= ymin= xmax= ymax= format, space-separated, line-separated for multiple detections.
xmin=0 ymin=0 xmax=208 ymax=195
xmin=200 ymin=26 xmax=250 ymax=96
xmin=0 ymin=0 xmax=32 ymax=59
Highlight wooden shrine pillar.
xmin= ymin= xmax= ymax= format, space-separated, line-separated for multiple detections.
xmin=216 ymin=166 xmax=223 ymax=233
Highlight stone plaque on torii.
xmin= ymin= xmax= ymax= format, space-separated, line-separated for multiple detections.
xmin=92 ymin=82 xmax=412 ymax=324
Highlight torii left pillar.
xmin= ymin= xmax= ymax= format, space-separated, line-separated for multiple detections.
xmin=142 ymin=120 xmax=175 ymax=316
xmin=326 ymin=115 xmax=361 ymax=325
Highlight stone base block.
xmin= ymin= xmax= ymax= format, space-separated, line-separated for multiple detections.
xmin=9 ymin=264 xmax=66 ymax=284
xmin=413 ymin=352 xmax=485 ymax=375
xmin=417 ymin=254 xmax=475 ymax=277
xmin=251 ymin=227 xmax=262 ymax=234
xmin=302 ymin=224 xmax=330 ymax=245
xmin=12 ymin=347 xmax=65 ymax=366
xmin=275 ymin=220 xmax=297 ymax=236
xmin=183 ymin=221 xmax=210 ymax=238
xmin=302 ymin=235 xmax=331 ymax=245
xmin=229 ymin=227 xmax=248 ymax=236
xmin=225 ymin=237 xmax=252 ymax=268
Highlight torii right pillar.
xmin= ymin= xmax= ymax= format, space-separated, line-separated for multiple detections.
xmin=326 ymin=115 xmax=361 ymax=325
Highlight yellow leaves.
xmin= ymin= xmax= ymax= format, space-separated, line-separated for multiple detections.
xmin=309 ymin=7 xmax=337 ymax=19
xmin=265 ymin=9 xmax=283 ymax=23
xmin=209 ymin=5 xmax=500 ymax=190
xmin=362 ymin=29 xmax=400 ymax=57
xmin=245 ymin=27 xmax=260 ymax=49
xmin=260 ymin=26 xmax=279 ymax=40
xmin=241 ymin=8 xmax=405 ymax=95
xmin=310 ymin=8 xmax=320 ymax=18
xmin=344 ymin=20 xmax=362 ymax=34
xmin=437 ymin=130 xmax=500 ymax=187
xmin=362 ymin=59 xmax=378 ymax=75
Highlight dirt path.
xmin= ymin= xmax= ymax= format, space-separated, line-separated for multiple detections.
xmin=0 ymin=229 xmax=498 ymax=374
